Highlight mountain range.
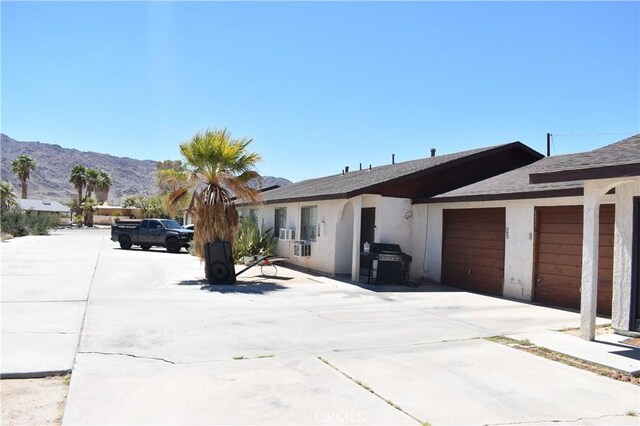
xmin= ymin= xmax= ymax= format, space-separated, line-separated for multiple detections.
xmin=0 ymin=134 xmax=292 ymax=204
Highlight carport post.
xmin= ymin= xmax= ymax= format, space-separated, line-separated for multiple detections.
xmin=351 ymin=197 xmax=363 ymax=282
xmin=580 ymin=190 xmax=600 ymax=341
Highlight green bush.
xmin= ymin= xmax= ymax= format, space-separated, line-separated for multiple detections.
xmin=0 ymin=207 xmax=59 ymax=236
xmin=233 ymin=219 xmax=276 ymax=262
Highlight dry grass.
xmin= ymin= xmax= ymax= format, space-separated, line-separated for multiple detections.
xmin=485 ymin=336 xmax=639 ymax=386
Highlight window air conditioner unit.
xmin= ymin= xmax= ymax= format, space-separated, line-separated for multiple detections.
xmin=287 ymin=228 xmax=296 ymax=241
xmin=279 ymin=228 xmax=287 ymax=241
xmin=293 ymin=241 xmax=311 ymax=257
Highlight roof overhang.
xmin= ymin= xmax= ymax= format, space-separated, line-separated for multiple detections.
xmin=414 ymin=188 xmax=583 ymax=204
xmin=529 ymin=163 xmax=640 ymax=184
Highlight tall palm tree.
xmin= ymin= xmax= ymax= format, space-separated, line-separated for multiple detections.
xmin=11 ymin=154 xmax=37 ymax=199
xmin=95 ymin=170 xmax=112 ymax=204
xmin=85 ymin=168 xmax=100 ymax=199
xmin=69 ymin=165 xmax=87 ymax=210
xmin=0 ymin=181 xmax=18 ymax=211
xmin=169 ymin=128 xmax=262 ymax=260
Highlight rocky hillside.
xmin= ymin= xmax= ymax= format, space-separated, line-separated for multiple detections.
xmin=1 ymin=134 xmax=292 ymax=204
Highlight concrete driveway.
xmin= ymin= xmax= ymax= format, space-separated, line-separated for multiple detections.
xmin=2 ymin=229 xmax=638 ymax=425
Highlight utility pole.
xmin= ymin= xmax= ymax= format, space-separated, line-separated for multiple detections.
xmin=546 ymin=133 xmax=551 ymax=157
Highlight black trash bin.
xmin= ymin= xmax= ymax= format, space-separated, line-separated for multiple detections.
xmin=204 ymin=241 xmax=236 ymax=284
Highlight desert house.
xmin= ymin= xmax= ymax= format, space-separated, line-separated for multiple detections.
xmin=242 ymin=135 xmax=640 ymax=339
xmin=93 ymin=204 xmax=143 ymax=225
xmin=240 ymin=142 xmax=543 ymax=280
xmin=17 ymin=199 xmax=71 ymax=225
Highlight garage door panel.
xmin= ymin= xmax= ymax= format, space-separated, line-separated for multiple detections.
xmin=443 ymin=238 xmax=505 ymax=250
xmin=537 ymin=253 xmax=582 ymax=267
xmin=442 ymin=229 xmax=505 ymax=242
xmin=442 ymin=208 xmax=505 ymax=296
xmin=534 ymin=205 xmax=614 ymax=316
xmin=442 ymin=222 xmax=505 ymax=232
xmin=442 ymin=248 xmax=505 ymax=265
xmin=538 ymin=223 xmax=584 ymax=235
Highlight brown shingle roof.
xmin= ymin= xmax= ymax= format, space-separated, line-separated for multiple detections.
xmin=258 ymin=142 xmax=541 ymax=204
xmin=529 ymin=134 xmax=640 ymax=183
xmin=423 ymin=134 xmax=640 ymax=203
xmin=422 ymin=155 xmax=585 ymax=203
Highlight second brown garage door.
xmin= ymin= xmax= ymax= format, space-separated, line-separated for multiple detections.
xmin=534 ymin=205 xmax=614 ymax=316
xmin=441 ymin=208 xmax=505 ymax=296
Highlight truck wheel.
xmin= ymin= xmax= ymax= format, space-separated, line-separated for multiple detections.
xmin=141 ymin=245 xmax=151 ymax=251
xmin=166 ymin=238 xmax=180 ymax=253
xmin=119 ymin=235 xmax=132 ymax=250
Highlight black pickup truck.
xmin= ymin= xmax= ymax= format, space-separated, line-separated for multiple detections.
xmin=111 ymin=219 xmax=194 ymax=253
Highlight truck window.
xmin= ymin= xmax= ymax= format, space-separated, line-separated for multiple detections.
xmin=140 ymin=220 xmax=148 ymax=229
xmin=147 ymin=220 xmax=161 ymax=229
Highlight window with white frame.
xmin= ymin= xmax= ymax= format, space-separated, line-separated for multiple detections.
xmin=274 ymin=207 xmax=286 ymax=235
xmin=301 ymin=206 xmax=317 ymax=242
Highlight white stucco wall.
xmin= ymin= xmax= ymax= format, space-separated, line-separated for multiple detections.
xmin=254 ymin=199 xmax=348 ymax=275
xmin=250 ymin=195 xmax=414 ymax=279
xmin=410 ymin=195 xmax=615 ymax=302
xmin=609 ymin=177 xmax=640 ymax=331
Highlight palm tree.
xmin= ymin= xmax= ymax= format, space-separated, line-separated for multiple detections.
xmin=81 ymin=197 xmax=97 ymax=227
xmin=157 ymin=169 xmax=189 ymax=195
xmin=69 ymin=165 xmax=87 ymax=210
xmin=169 ymin=128 xmax=262 ymax=260
xmin=95 ymin=170 xmax=112 ymax=204
xmin=0 ymin=181 xmax=18 ymax=211
xmin=11 ymin=154 xmax=37 ymax=199
xmin=85 ymin=168 xmax=100 ymax=199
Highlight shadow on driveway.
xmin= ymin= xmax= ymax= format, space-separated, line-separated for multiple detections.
xmin=178 ymin=279 xmax=287 ymax=295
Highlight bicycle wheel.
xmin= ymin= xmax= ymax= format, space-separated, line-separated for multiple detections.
xmin=260 ymin=264 xmax=278 ymax=277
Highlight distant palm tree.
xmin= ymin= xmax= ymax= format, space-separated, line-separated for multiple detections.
xmin=69 ymin=165 xmax=87 ymax=210
xmin=11 ymin=154 xmax=37 ymax=199
xmin=0 ymin=181 xmax=18 ymax=211
xmin=85 ymin=168 xmax=100 ymax=199
xmin=95 ymin=170 xmax=112 ymax=204
xmin=81 ymin=197 xmax=97 ymax=227
xmin=168 ymin=128 xmax=262 ymax=260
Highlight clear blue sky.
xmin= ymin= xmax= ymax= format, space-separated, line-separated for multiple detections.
xmin=2 ymin=1 xmax=638 ymax=182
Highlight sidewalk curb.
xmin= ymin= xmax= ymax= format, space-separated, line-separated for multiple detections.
xmin=1 ymin=369 xmax=71 ymax=380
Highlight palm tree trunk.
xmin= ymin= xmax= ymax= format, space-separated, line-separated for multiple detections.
xmin=21 ymin=180 xmax=27 ymax=199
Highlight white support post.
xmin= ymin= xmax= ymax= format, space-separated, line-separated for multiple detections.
xmin=351 ymin=197 xmax=363 ymax=282
xmin=580 ymin=191 xmax=601 ymax=340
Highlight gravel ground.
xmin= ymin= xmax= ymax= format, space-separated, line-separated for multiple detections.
xmin=1 ymin=376 xmax=69 ymax=426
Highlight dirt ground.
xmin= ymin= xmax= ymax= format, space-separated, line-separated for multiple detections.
xmin=1 ymin=376 xmax=69 ymax=426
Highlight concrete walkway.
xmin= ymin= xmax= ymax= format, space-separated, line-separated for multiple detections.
xmin=1 ymin=230 xmax=105 ymax=378
xmin=2 ymin=229 xmax=639 ymax=425
xmin=507 ymin=330 xmax=640 ymax=376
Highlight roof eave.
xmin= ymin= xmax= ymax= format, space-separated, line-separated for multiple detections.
xmin=529 ymin=163 xmax=640 ymax=184
xmin=413 ymin=188 xmax=584 ymax=204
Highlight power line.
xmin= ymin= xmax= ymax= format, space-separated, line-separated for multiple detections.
xmin=552 ymin=131 xmax=638 ymax=137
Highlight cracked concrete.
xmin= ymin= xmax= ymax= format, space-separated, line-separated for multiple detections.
xmin=4 ymin=229 xmax=639 ymax=424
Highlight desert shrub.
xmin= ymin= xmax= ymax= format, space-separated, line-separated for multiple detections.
xmin=25 ymin=212 xmax=59 ymax=235
xmin=0 ymin=207 xmax=58 ymax=236
xmin=233 ymin=219 xmax=276 ymax=262
xmin=0 ymin=207 xmax=28 ymax=236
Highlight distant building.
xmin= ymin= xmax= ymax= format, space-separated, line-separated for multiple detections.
xmin=18 ymin=199 xmax=71 ymax=225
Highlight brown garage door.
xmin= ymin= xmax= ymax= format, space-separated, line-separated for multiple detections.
xmin=442 ymin=208 xmax=505 ymax=295
xmin=534 ymin=205 xmax=614 ymax=316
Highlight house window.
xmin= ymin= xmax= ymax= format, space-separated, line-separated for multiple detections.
xmin=249 ymin=209 xmax=258 ymax=222
xmin=274 ymin=208 xmax=287 ymax=235
xmin=301 ymin=206 xmax=317 ymax=242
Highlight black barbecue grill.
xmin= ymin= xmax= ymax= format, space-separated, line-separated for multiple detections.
xmin=362 ymin=243 xmax=412 ymax=284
